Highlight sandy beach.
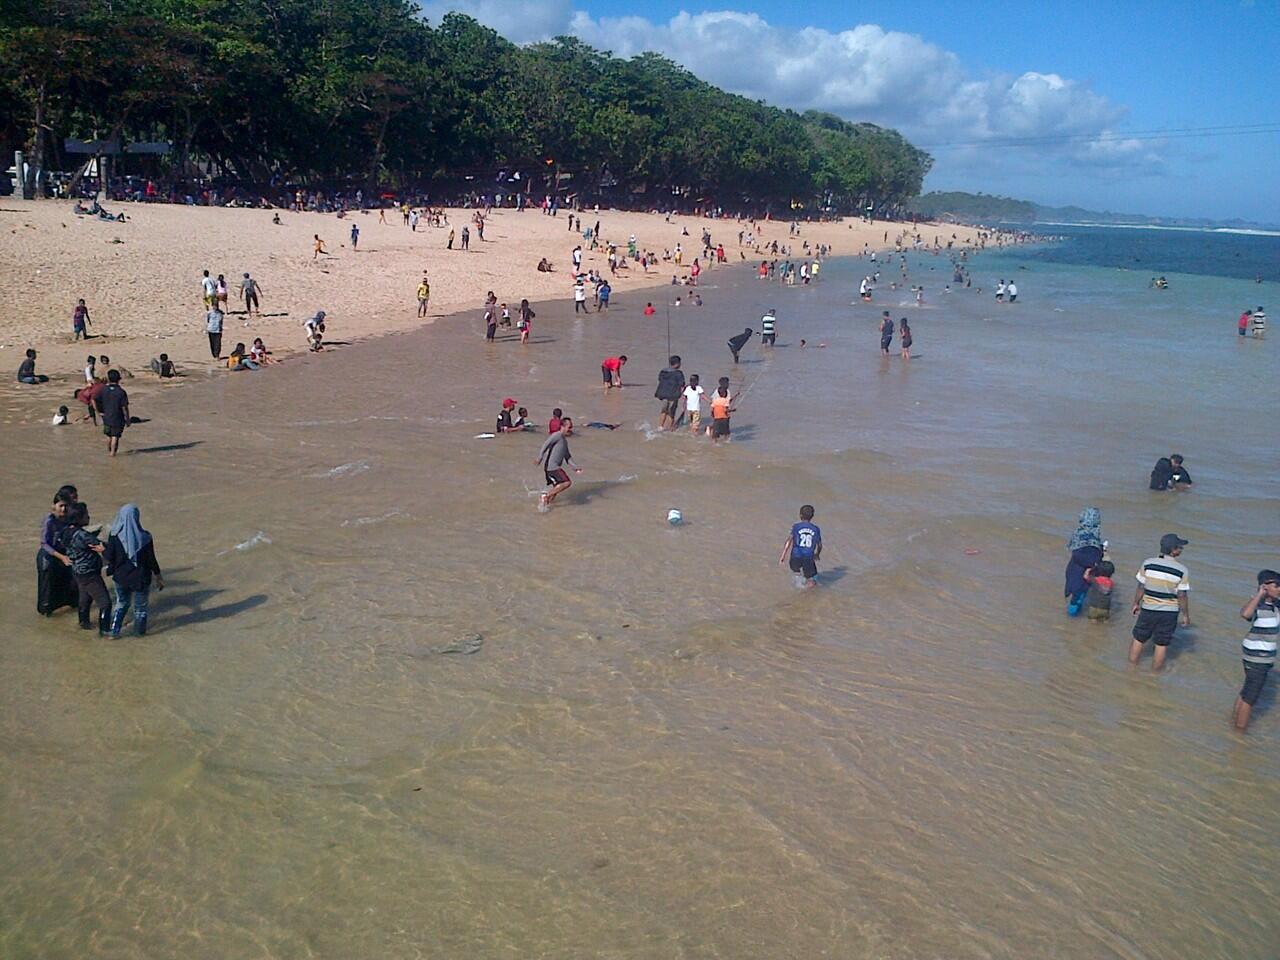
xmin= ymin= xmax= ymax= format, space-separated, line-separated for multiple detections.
xmin=1 ymin=199 xmax=981 ymax=407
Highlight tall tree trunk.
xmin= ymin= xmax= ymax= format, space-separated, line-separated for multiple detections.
xmin=26 ymin=81 xmax=47 ymax=198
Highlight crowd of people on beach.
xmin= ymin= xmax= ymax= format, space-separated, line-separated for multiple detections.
xmin=17 ymin=200 xmax=1274 ymax=736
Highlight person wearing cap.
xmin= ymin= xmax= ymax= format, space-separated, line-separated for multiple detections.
xmin=1130 ymin=534 xmax=1192 ymax=671
xmin=1235 ymin=569 xmax=1280 ymax=732
xmin=496 ymin=398 xmax=521 ymax=434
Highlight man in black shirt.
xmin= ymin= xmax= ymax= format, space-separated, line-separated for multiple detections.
xmin=97 ymin=369 xmax=130 ymax=456
xmin=727 ymin=327 xmax=754 ymax=364
xmin=654 ymin=355 xmax=685 ymax=431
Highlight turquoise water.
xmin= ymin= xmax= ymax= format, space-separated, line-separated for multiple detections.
xmin=984 ymin=222 xmax=1280 ymax=283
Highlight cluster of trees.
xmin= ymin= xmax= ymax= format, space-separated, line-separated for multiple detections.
xmin=1 ymin=1 xmax=933 ymax=210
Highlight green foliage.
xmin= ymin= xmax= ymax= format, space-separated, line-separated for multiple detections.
xmin=0 ymin=4 xmax=932 ymax=207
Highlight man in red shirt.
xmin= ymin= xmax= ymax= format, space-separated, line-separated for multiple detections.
xmin=601 ymin=354 xmax=627 ymax=393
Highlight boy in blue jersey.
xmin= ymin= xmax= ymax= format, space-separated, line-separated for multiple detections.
xmin=779 ymin=504 xmax=822 ymax=588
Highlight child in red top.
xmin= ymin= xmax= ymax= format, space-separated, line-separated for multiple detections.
xmin=1084 ymin=559 xmax=1115 ymax=621
xmin=548 ymin=408 xmax=563 ymax=434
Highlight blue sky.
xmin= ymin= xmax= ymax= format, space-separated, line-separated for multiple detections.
xmin=419 ymin=2 xmax=1280 ymax=222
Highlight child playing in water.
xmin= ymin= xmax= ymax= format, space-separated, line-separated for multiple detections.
xmin=1084 ymin=559 xmax=1115 ymax=621
xmin=708 ymin=377 xmax=734 ymax=442
xmin=779 ymin=504 xmax=823 ymax=588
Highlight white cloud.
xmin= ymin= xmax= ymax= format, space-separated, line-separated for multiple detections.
xmin=417 ymin=0 xmax=574 ymax=45
xmin=420 ymin=3 xmax=1153 ymax=172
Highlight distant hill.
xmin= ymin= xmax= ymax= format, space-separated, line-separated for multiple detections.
xmin=906 ymin=191 xmax=1279 ymax=232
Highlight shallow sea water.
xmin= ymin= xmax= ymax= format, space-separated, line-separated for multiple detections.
xmin=1 ymin=242 xmax=1278 ymax=958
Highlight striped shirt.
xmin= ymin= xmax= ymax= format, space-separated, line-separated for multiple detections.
xmin=1135 ymin=555 xmax=1190 ymax=612
xmin=760 ymin=315 xmax=775 ymax=335
xmin=1243 ymin=598 xmax=1279 ymax=665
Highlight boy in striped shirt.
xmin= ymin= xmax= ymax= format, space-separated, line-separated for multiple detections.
xmin=1234 ymin=570 xmax=1280 ymax=732
xmin=1129 ymin=534 xmax=1191 ymax=671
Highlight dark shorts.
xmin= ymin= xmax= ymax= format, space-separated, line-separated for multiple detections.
xmin=246 ymin=293 xmax=259 ymax=310
xmin=602 ymin=365 xmax=613 ymax=384
xmin=103 ymin=422 xmax=125 ymax=438
xmin=711 ymin=417 xmax=730 ymax=438
xmin=545 ymin=468 xmax=570 ymax=486
xmin=661 ymin=398 xmax=681 ymax=417
xmin=762 ymin=333 xmax=775 ymax=345
xmin=1240 ymin=661 xmax=1272 ymax=705
xmin=789 ymin=555 xmax=817 ymax=580
xmin=1132 ymin=608 xmax=1179 ymax=646
xmin=881 ymin=337 xmax=892 ymax=350
xmin=1239 ymin=327 xmax=1247 ymax=336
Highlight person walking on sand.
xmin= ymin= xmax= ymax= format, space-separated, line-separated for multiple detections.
xmin=201 ymin=269 xmax=216 ymax=308
xmin=206 ymin=303 xmax=225 ymax=359
xmin=313 ymin=234 xmax=327 ymax=259
xmin=350 ymin=222 xmax=359 ymax=251
xmin=1130 ymin=534 xmax=1191 ymax=672
xmin=97 ymin=369 xmax=129 ymax=457
xmin=536 ymin=418 xmax=581 ymax=510
xmin=73 ymin=299 xmax=92 ymax=340
xmin=103 ymin=503 xmax=164 ymax=638
xmin=460 ymin=226 xmax=470 ymax=250
xmin=240 ymin=272 xmax=262 ymax=317
xmin=416 ymin=276 xmax=430 ymax=318
xmin=447 ymin=227 xmax=455 ymax=249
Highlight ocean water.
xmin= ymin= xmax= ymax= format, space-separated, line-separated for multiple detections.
xmin=991 ymin=221 xmax=1280 ymax=283
xmin=1 ymin=234 xmax=1278 ymax=959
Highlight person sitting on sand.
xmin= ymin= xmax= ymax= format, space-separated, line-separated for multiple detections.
xmin=250 ymin=338 xmax=278 ymax=365
xmin=17 ymin=349 xmax=48 ymax=384
xmin=227 ymin=342 xmax=258 ymax=371
xmin=537 ymin=258 xmax=553 ymax=272
xmin=150 ymin=354 xmax=177 ymax=378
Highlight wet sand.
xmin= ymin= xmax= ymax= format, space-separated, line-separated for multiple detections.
xmin=2 ymin=242 xmax=1277 ymax=958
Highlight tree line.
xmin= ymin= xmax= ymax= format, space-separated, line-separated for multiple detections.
xmin=0 ymin=2 xmax=933 ymax=211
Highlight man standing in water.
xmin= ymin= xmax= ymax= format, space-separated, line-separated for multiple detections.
xmin=879 ymin=312 xmax=894 ymax=355
xmin=1130 ymin=534 xmax=1191 ymax=672
xmin=97 ymin=369 xmax=129 ymax=457
xmin=727 ymin=327 xmax=754 ymax=364
xmin=654 ymin=356 xmax=685 ymax=431
xmin=536 ymin=418 xmax=581 ymax=510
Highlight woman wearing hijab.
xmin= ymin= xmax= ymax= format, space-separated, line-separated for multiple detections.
xmin=1065 ymin=507 xmax=1105 ymax=616
xmin=102 ymin=504 xmax=164 ymax=637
